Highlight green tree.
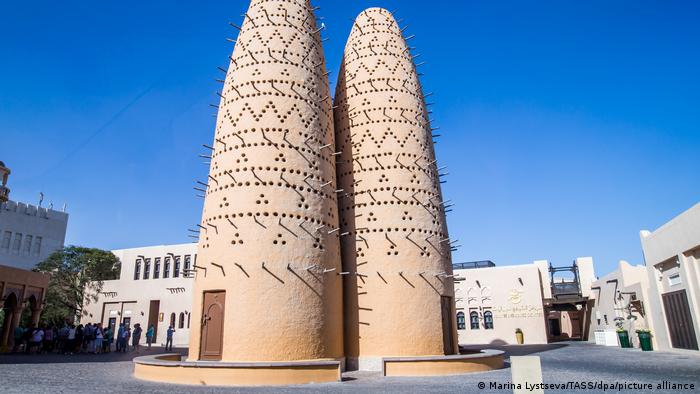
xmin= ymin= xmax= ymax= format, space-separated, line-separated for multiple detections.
xmin=33 ymin=246 xmax=120 ymax=325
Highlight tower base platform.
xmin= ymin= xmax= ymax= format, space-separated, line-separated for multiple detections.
xmin=133 ymin=354 xmax=341 ymax=386
xmin=382 ymin=349 xmax=505 ymax=376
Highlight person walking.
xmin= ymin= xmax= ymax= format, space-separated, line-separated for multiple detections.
xmin=29 ymin=325 xmax=44 ymax=354
xmin=122 ymin=325 xmax=131 ymax=353
xmin=75 ymin=324 xmax=84 ymax=354
xmin=103 ymin=326 xmax=112 ymax=353
xmin=66 ymin=325 xmax=76 ymax=355
xmin=23 ymin=325 xmax=34 ymax=354
xmin=146 ymin=324 xmax=155 ymax=349
xmin=43 ymin=325 xmax=54 ymax=353
xmin=165 ymin=325 xmax=175 ymax=352
xmin=94 ymin=324 xmax=104 ymax=354
xmin=85 ymin=323 xmax=95 ymax=354
xmin=116 ymin=324 xmax=124 ymax=352
xmin=12 ymin=325 xmax=24 ymax=353
xmin=58 ymin=324 xmax=69 ymax=353
xmin=131 ymin=323 xmax=142 ymax=352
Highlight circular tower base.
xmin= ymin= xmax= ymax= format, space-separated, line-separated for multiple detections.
xmin=133 ymin=354 xmax=341 ymax=386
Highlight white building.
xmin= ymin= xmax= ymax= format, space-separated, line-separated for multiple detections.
xmin=0 ymin=201 xmax=68 ymax=271
xmin=640 ymin=202 xmax=700 ymax=351
xmin=81 ymin=243 xmax=197 ymax=347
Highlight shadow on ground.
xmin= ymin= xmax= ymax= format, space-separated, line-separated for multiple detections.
xmin=0 ymin=347 xmax=187 ymax=364
xmin=460 ymin=343 xmax=569 ymax=357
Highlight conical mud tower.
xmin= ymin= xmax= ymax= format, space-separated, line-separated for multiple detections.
xmin=334 ymin=8 xmax=457 ymax=370
xmin=188 ymin=0 xmax=343 ymax=366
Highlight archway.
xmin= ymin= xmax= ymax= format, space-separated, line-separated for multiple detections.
xmin=1 ymin=292 xmax=19 ymax=350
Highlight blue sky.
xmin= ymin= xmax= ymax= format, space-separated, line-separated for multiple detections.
xmin=1 ymin=1 xmax=698 ymax=276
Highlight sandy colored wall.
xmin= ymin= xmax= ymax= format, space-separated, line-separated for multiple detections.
xmin=641 ymin=203 xmax=700 ymax=351
xmin=587 ymin=260 xmax=651 ymax=347
xmin=454 ymin=265 xmax=548 ymax=345
xmin=188 ymin=0 xmax=343 ymax=362
xmin=333 ymin=8 xmax=456 ymax=369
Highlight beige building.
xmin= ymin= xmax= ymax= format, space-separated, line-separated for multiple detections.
xmin=81 ymin=243 xmax=196 ymax=346
xmin=0 ymin=161 xmax=53 ymax=351
xmin=587 ymin=260 xmax=651 ymax=347
xmin=640 ymin=202 xmax=700 ymax=351
xmin=454 ymin=258 xmax=597 ymax=346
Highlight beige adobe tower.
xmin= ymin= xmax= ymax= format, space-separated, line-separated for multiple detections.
xmin=187 ymin=0 xmax=343 ymax=366
xmin=334 ymin=8 xmax=458 ymax=370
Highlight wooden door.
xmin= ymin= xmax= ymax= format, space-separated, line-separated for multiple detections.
xmin=148 ymin=300 xmax=160 ymax=342
xmin=662 ymin=289 xmax=698 ymax=350
xmin=199 ymin=291 xmax=225 ymax=360
xmin=440 ymin=296 xmax=455 ymax=355
xmin=570 ymin=312 xmax=581 ymax=339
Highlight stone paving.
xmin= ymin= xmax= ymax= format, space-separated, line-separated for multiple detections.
xmin=1 ymin=341 xmax=698 ymax=393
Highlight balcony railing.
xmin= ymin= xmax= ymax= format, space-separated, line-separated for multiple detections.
xmin=552 ymin=281 xmax=581 ymax=297
xmin=452 ymin=261 xmax=496 ymax=270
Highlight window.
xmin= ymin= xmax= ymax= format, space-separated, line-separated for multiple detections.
xmin=143 ymin=258 xmax=151 ymax=280
xmin=187 ymin=313 xmax=191 ymax=328
xmin=134 ymin=259 xmax=142 ymax=280
xmin=174 ymin=256 xmax=181 ymax=278
xmin=184 ymin=255 xmax=191 ymax=276
xmin=154 ymin=257 xmax=161 ymax=279
xmin=32 ymin=236 xmax=42 ymax=256
xmin=178 ymin=312 xmax=185 ymax=329
xmin=170 ymin=313 xmax=176 ymax=328
xmin=12 ymin=233 xmax=22 ymax=254
xmin=2 ymin=231 xmax=11 ymax=251
xmin=668 ymin=273 xmax=682 ymax=287
xmin=470 ymin=311 xmax=479 ymax=330
xmin=164 ymin=257 xmax=171 ymax=278
xmin=23 ymin=235 xmax=32 ymax=255
xmin=456 ymin=312 xmax=466 ymax=330
xmin=484 ymin=311 xmax=494 ymax=330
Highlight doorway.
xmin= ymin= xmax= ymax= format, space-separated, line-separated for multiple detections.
xmin=548 ymin=318 xmax=561 ymax=337
xmin=662 ymin=289 xmax=698 ymax=350
xmin=440 ymin=296 xmax=455 ymax=355
xmin=570 ymin=312 xmax=581 ymax=339
xmin=199 ymin=291 xmax=225 ymax=360
xmin=148 ymin=300 xmax=160 ymax=342
xmin=108 ymin=317 xmax=117 ymax=334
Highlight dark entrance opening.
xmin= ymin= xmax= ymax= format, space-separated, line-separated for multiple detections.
xmin=440 ymin=296 xmax=456 ymax=355
xmin=548 ymin=318 xmax=561 ymax=336
xmin=200 ymin=291 xmax=225 ymax=360
xmin=1 ymin=292 xmax=18 ymax=349
xmin=148 ymin=300 xmax=160 ymax=342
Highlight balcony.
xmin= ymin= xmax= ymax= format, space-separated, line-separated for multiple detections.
xmin=551 ymin=281 xmax=581 ymax=297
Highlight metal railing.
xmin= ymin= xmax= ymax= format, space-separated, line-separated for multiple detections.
xmin=452 ymin=260 xmax=496 ymax=270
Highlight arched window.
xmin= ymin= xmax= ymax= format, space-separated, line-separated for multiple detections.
xmin=169 ymin=313 xmax=176 ymax=328
xmin=484 ymin=311 xmax=494 ymax=330
xmin=178 ymin=312 xmax=185 ymax=329
xmin=456 ymin=312 xmax=466 ymax=330
xmin=134 ymin=259 xmax=141 ymax=280
xmin=470 ymin=311 xmax=479 ymax=330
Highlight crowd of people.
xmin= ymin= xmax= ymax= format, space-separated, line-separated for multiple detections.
xmin=11 ymin=322 xmax=176 ymax=354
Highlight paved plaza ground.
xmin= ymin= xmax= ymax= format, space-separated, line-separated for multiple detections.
xmin=1 ymin=341 xmax=698 ymax=393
